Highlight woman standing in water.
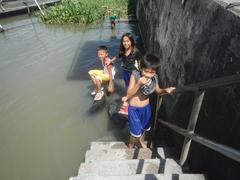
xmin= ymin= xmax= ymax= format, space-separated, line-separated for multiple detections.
xmin=109 ymin=33 xmax=143 ymax=114
xmin=118 ymin=33 xmax=142 ymax=88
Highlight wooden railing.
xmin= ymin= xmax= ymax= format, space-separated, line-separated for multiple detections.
xmin=154 ymin=74 xmax=240 ymax=165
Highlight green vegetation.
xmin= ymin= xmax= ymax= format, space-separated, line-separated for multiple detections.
xmin=41 ymin=0 xmax=129 ymax=25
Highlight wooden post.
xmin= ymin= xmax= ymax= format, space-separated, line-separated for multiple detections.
xmin=181 ymin=0 xmax=186 ymax=6
xmin=180 ymin=90 xmax=205 ymax=165
xmin=153 ymin=95 xmax=163 ymax=138
xmin=22 ymin=2 xmax=31 ymax=16
xmin=0 ymin=0 xmax=5 ymax=12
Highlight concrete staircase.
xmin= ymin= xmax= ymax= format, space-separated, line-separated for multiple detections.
xmin=69 ymin=141 xmax=206 ymax=180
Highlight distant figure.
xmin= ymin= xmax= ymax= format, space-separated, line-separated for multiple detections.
xmin=122 ymin=54 xmax=176 ymax=148
xmin=88 ymin=46 xmax=115 ymax=101
xmin=109 ymin=15 xmax=118 ymax=29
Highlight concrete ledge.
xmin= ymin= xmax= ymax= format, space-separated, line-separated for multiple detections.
xmin=90 ymin=141 xmax=129 ymax=150
xmin=85 ymin=148 xmax=166 ymax=162
xmin=70 ymin=174 xmax=206 ymax=180
xmin=78 ymin=159 xmax=183 ymax=176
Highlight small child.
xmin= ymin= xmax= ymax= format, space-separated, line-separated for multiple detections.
xmin=109 ymin=15 xmax=118 ymax=29
xmin=88 ymin=46 xmax=115 ymax=101
xmin=122 ymin=54 xmax=176 ymax=148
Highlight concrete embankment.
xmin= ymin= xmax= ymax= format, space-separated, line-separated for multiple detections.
xmin=136 ymin=0 xmax=240 ymax=179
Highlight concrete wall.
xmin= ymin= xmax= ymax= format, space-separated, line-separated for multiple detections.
xmin=136 ymin=0 xmax=240 ymax=179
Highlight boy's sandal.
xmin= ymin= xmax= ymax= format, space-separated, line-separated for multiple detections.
xmin=94 ymin=91 xmax=104 ymax=101
xmin=91 ymin=90 xmax=96 ymax=96
xmin=91 ymin=87 xmax=104 ymax=96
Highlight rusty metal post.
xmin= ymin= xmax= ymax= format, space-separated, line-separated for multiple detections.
xmin=180 ymin=90 xmax=205 ymax=165
xmin=153 ymin=95 xmax=163 ymax=138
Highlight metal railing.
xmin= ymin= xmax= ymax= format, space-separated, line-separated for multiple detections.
xmin=154 ymin=73 xmax=240 ymax=165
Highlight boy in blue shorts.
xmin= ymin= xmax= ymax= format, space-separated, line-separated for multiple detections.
xmin=122 ymin=54 xmax=176 ymax=148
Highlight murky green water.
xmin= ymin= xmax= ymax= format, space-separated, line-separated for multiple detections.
xmin=0 ymin=15 xmax=140 ymax=180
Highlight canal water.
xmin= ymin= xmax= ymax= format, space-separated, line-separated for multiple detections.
xmin=0 ymin=15 xmax=142 ymax=180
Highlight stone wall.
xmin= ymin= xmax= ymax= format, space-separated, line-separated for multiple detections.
xmin=136 ymin=0 xmax=240 ymax=179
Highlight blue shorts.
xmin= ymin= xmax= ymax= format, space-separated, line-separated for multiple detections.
xmin=123 ymin=69 xmax=132 ymax=89
xmin=128 ymin=104 xmax=152 ymax=138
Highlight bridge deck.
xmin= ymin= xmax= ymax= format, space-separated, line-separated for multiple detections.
xmin=0 ymin=0 xmax=59 ymax=17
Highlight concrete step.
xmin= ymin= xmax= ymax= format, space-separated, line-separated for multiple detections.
xmin=78 ymin=159 xmax=182 ymax=176
xmin=90 ymin=141 xmax=151 ymax=150
xmin=85 ymin=148 xmax=165 ymax=162
xmin=90 ymin=141 xmax=128 ymax=150
xmin=70 ymin=174 xmax=206 ymax=180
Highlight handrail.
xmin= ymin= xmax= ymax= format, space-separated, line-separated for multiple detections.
xmin=174 ymin=73 xmax=240 ymax=93
xmin=159 ymin=120 xmax=240 ymax=163
xmin=156 ymin=73 xmax=240 ymax=165
xmin=225 ymin=2 xmax=240 ymax=9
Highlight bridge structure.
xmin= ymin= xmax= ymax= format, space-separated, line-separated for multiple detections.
xmin=0 ymin=0 xmax=59 ymax=17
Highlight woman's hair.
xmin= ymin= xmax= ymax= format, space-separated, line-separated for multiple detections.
xmin=119 ymin=33 xmax=135 ymax=57
xmin=140 ymin=54 xmax=160 ymax=70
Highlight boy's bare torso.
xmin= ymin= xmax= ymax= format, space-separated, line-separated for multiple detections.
xmin=129 ymin=91 xmax=149 ymax=107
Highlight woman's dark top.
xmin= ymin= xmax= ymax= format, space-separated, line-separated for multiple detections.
xmin=132 ymin=70 xmax=158 ymax=96
xmin=119 ymin=47 xmax=142 ymax=71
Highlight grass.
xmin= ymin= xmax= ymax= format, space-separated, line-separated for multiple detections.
xmin=41 ymin=0 xmax=129 ymax=25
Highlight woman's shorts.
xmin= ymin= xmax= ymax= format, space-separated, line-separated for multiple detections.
xmin=123 ymin=69 xmax=132 ymax=89
xmin=128 ymin=104 xmax=152 ymax=138
xmin=88 ymin=69 xmax=109 ymax=82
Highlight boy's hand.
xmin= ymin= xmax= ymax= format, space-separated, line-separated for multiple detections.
xmin=122 ymin=96 xmax=128 ymax=102
xmin=111 ymin=56 xmax=117 ymax=62
xmin=105 ymin=56 xmax=116 ymax=66
xmin=165 ymin=87 xmax=176 ymax=94
xmin=105 ymin=59 xmax=112 ymax=66
xmin=138 ymin=77 xmax=150 ymax=85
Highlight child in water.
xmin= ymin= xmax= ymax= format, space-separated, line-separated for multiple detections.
xmin=88 ymin=46 xmax=115 ymax=101
xmin=109 ymin=15 xmax=118 ymax=29
xmin=122 ymin=54 xmax=176 ymax=148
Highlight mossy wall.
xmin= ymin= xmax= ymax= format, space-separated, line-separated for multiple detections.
xmin=136 ymin=0 xmax=240 ymax=179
